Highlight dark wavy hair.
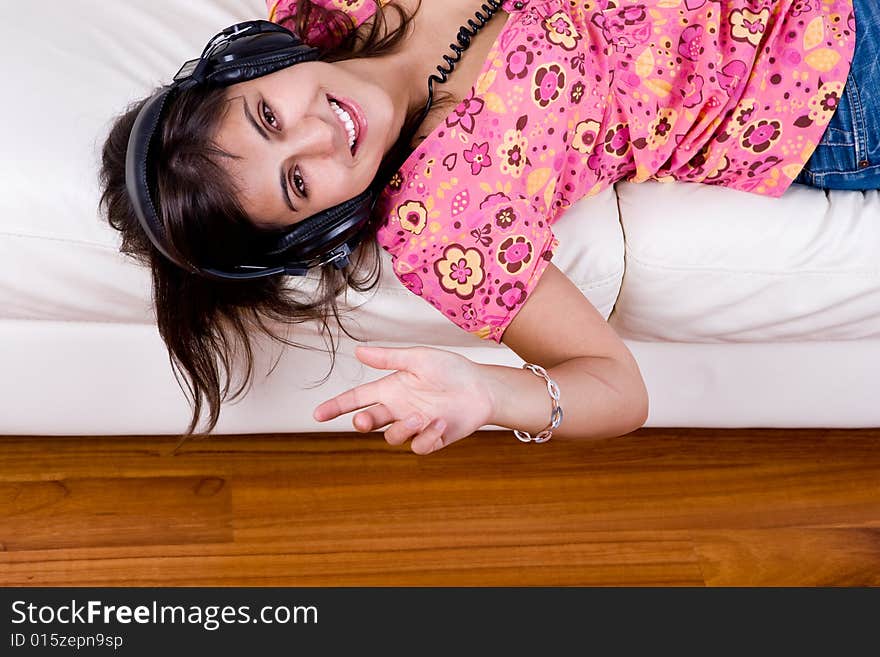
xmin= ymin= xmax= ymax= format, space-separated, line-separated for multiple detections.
xmin=99 ymin=0 xmax=450 ymax=445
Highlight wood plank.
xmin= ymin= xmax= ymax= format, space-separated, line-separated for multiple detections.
xmin=0 ymin=532 xmax=703 ymax=586
xmin=0 ymin=476 xmax=231 ymax=551
xmin=693 ymin=528 xmax=880 ymax=586
xmin=0 ymin=428 xmax=877 ymax=585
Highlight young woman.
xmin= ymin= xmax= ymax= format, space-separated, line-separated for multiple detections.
xmin=100 ymin=0 xmax=875 ymax=454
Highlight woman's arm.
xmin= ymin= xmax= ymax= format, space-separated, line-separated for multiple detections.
xmin=482 ymin=262 xmax=649 ymax=440
xmin=312 ymin=262 xmax=647 ymax=452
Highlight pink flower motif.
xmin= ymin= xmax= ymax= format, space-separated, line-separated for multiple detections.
xmin=496 ymin=281 xmax=527 ymax=312
xmin=445 ymin=89 xmax=484 ymax=134
xmin=532 ymin=63 xmax=566 ymax=107
xmin=399 ymin=272 xmax=424 ymax=296
xmin=505 ymin=45 xmax=533 ymax=80
xmin=551 ymin=16 xmax=569 ymax=33
xmin=741 ymin=119 xmax=782 ymax=154
xmin=744 ymin=19 xmax=764 ymax=36
xmin=718 ymin=60 xmax=747 ymax=95
xmin=678 ymin=25 xmax=704 ymax=61
xmin=682 ymin=73 xmax=705 ymax=109
xmin=497 ymin=235 xmax=533 ymax=275
xmin=604 ymin=123 xmax=631 ymax=158
xmin=463 ymin=142 xmax=492 ymax=175
xmin=449 ymin=258 xmax=473 ymax=284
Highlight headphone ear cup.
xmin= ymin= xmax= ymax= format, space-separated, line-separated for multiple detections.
xmin=205 ymin=31 xmax=320 ymax=86
xmin=264 ymin=190 xmax=375 ymax=260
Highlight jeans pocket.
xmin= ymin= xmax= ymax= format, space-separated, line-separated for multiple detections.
xmin=801 ymin=71 xmax=863 ymax=174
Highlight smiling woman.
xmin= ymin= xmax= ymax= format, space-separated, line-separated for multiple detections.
xmin=98 ymin=0 xmax=430 ymax=441
xmin=212 ymin=53 xmax=411 ymax=228
xmin=97 ymin=0 xmax=869 ymax=457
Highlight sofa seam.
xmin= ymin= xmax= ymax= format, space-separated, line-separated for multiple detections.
xmin=0 ymin=230 xmax=119 ymax=251
xmin=623 ymin=246 xmax=880 ymax=276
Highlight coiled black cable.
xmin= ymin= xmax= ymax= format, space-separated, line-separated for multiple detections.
xmin=369 ymin=0 xmax=504 ymax=197
xmin=413 ymin=0 xmax=504 ymax=132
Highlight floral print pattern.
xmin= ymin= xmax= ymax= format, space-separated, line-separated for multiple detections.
xmin=445 ymin=91 xmax=484 ymax=134
xmin=396 ymin=200 xmax=427 ymax=235
xmin=730 ymin=8 xmax=772 ymax=47
xmin=741 ymin=119 xmax=783 ymax=154
xmin=808 ymin=81 xmax=846 ymax=124
xmin=269 ymin=0 xmax=855 ymax=343
xmin=532 ymin=62 xmax=566 ymax=107
xmin=496 ymin=128 xmax=529 ymax=178
xmin=435 ymin=245 xmax=485 ymax=298
xmin=543 ymin=11 xmax=581 ymax=50
xmin=505 ymin=45 xmax=534 ymax=80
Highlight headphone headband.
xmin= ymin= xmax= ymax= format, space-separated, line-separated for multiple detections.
xmin=124 ymin=20 xmax=379 ymax=281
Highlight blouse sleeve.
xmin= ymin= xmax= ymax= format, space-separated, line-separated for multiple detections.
xmin=376 ymin=196 xmax=560 ymax=343
xmin=265 ymin=0 xmax=383 ymax=50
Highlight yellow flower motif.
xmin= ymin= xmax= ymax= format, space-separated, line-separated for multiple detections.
xmin=730 ymin=8 xmax=771 ymax=47
xmin=572 ymin=119 xmax=601 ymax=154
xmin=496 ymin=128 xmax=529 ymax=178
xmin=435 ymin=245 xmax=485 ymax=299
xmin=808 ymin=80 xmax=845 ymax=124
xmin=646 ymin=108 xmax=678 ymax=151
xmin=331 ymin=0 xmax=364 ymax=10
xmin=543 ymin=11 xmax=581 ymax=51
xmin=396 ymin=200 xmax=427 ymax=235
xmin=706 ymin=154 xmax=730 ymax=181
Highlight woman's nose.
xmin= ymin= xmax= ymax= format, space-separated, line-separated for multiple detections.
xmin=286 ymin=115 xmax=338 ymax=157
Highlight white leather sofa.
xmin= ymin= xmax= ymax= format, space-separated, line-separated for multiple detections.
xmin=2 ymin=0 xmax=878 ymax=435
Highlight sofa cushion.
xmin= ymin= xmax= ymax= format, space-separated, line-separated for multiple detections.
xmin=1 ymin=0 xmax=270 ymax=324
xmin=612 ymin=181 xmax=880 ymax=342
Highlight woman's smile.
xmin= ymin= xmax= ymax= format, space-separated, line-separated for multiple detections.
xmin=213 ymin=59 xmax=404 ymax=229
xmin=328 ymin=95 xmax=367 ymax=156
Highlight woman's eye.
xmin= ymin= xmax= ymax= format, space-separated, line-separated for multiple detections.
xmin=292 ymin=166 xmax=308 ymax=198
xmin=261 ymin=102 xmax=278 ymax=129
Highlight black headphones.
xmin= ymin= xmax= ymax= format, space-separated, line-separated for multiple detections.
xmin=124 ymin=20 xmax=379 ymax=281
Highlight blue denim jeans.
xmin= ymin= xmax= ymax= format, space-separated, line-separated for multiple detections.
xmin=794 ymin=0 xmax=880 ymax=191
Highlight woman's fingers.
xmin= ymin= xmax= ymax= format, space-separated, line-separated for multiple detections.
xmin=382 ymin=414 xmax=432 ymax=446
xmin=410 ymin=418 xmax=448 ymax=455
xmin=352 ymin=404 xmax=395 ymax=432
xmin=313 ymin=378 xmax=383 ymax=422
xmin=355 ymin=345 xmax=423 ymax=372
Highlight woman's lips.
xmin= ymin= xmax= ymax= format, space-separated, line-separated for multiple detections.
xmin=334 ymin=96 xmax=367 ymax=156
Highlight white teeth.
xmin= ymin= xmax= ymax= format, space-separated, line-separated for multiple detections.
xmin=330 ymin=100 xmax=357 ymax=150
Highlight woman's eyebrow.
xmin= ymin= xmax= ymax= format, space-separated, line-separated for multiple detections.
xmin=278 ymin=168 xmax=297 ymax=213
xmin=242 ymin=98 xmax=269 ymax=141
xmin=242 ymin=97 xmax=298 ymax=213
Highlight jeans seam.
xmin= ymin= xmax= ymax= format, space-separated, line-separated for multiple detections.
xmin=845 ymin=71 xmax=869 ymax=165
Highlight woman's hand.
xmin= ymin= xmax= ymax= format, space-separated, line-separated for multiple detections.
xmin=313 ymin=345 xmax=494 ymax=455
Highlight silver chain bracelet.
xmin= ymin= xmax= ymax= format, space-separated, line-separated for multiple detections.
xmin=512 ymin=363 xmax=563 ymax=443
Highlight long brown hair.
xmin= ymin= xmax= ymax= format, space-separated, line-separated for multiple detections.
xmin=99 ymin=0 xmax=449 ymax=445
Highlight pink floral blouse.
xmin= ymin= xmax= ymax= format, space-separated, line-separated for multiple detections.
xmin=268 ymin=0 xmax=856 ymax=343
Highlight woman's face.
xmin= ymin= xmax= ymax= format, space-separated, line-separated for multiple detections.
xmin=214 ymin=61 xmax=398 ymax=229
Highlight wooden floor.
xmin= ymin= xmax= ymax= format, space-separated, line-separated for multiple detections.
xmin=1 ymin=427 xmax=878 ymax=586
